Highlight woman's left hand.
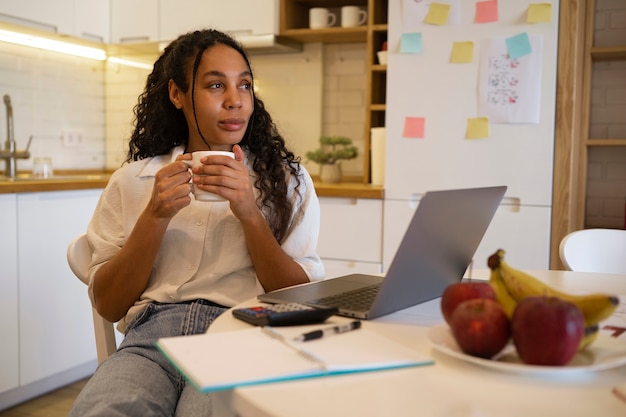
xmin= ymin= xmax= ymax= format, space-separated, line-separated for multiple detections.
xmin=191 ymin=144 xmax=258 ymax=219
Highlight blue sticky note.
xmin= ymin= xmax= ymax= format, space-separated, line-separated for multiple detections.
xmin=400 ymin=33 xmax=423 ymax=54
xmin=505 ymin=32 xmax=532 ymax=59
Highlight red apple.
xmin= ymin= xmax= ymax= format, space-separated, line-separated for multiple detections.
xmin=449 ymin=298 xmax=510 ymax=359
xmin=511 ymin=296 xmax=584 ymax=366
xmin=441 ymin=281 xmax=496 ymax=325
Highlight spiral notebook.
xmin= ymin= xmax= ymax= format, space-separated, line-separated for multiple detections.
xmin=156 ymin=325 xmax=433 ymax=393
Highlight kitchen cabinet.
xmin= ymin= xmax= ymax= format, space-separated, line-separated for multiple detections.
xmin=0 ymin=0 xmax=74 ymax=34
xmin=160 ymin=0 xmax=278 ymax=42
xmin=317 ymin=197 xmax=383 ymax=278
xmin=74 ymin=0 xmax=111 ymax=42
xmin=110 ymin=0 xmax=159 ymax=43
xmin=382 ymin=200 xmax=551 ymax=275
xmin=0 ymin=0 xmax=109 ymax=42
xmin=0 ymin=189 xmax=102 ymax=411
xmin=0 ymin=194 xmax=19 ymax=394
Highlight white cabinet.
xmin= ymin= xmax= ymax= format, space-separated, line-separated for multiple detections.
xmin=0 ymin=0 xmax=109 ymax=42
xmin=0 ymin=194 xmax=18 ymax=393
xmin=0 ymin=189 xmax=102 ymax=410
xmin=110 ymin=0 xmax=159 ymax=43
xmin=74 ymin=0 xmax=111 ymax=42
xmin=160 ymin=0 xmax=278 ymax=42
xmin=17 ymin=190 xmax=101 ymax=385
xmin=382 ymin=199 xmax=551 ymax=274
xmin=318 ymin=197 xmax=383 ymax=279
xmin=0 ymin=0 xmax=74 ymax=34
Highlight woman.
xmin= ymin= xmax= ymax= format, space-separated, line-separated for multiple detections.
xmin=70 ymin=29 xmax=324 ymax=416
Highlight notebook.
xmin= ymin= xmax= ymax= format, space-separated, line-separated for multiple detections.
xmin=156 ymin=325 xmax=433 ymax=393
xmin=259 ymin=185 xmax=507 ymax=319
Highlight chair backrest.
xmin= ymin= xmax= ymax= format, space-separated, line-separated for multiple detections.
xmin=559 ymin=228 xmax=626 ymax=274
xmin=67 ymin=233 xmax=118 ymax=363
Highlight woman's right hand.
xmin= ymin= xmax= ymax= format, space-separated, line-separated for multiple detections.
xmin=146 ymin=157 xmax=193 ymax=219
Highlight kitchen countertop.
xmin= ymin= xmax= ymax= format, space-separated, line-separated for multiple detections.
xmin=0 ymin=171 xmax=384 ymax=199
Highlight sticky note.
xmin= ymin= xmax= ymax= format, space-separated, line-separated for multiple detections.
xmin=451 ymin=41 xmax=474 ymax=63
xmin=466 ymin=117 xmax=489 ymax=139
xmin=505 ymin=32 xmax=532 ymax=59
xmin=425 ymin=3 xmax=450 ymax=25
xmin=400 ymin=33 xmax=423 ymax=54
xmin=527 ymin=3 xmax=552 ymax=23
xmin=475 ymin=0 xmax=498 ymax=23
xmin=404 ymin=117 xmax=425 ymax=139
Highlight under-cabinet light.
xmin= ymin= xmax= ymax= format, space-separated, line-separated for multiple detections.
xmin=107 ymin=56 xmax=153 ymax=70
xmin=0 ymin=29 xmax=106 ymax=60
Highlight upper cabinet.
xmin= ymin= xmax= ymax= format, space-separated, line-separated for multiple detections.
xmin=111 ymin=0 xmax=159 ymax=44
xmin=160 ymin=0 xmax=278 ymax=42
xmin=0 ymin=0 xmax=110 ymax=42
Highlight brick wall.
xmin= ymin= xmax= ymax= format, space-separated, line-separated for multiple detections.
xmin=585 ymin=0 xmax=626 ymax=229
xmin=0 ymin=42 xmax=105 ymax=171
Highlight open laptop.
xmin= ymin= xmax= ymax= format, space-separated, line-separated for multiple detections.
xmin=259 ymin=185 xmax=507 ymax=319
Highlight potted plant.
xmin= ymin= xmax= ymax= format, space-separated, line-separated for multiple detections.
xmin=306 ymin=135 xmax=358 ymax=183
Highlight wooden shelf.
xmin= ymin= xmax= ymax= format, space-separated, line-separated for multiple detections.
xmin=590 ymin=45 xmax=626 ymax=61
xmin=280 ymin=27 xmax=367 ymax=43
xmin=585 ymin=138 xmax=626 ymax=146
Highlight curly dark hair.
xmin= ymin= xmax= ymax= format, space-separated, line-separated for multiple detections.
xmin=127 ymin=29 xmax=303 ymax=243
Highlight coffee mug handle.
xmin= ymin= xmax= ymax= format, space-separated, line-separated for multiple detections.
xmin=358 ymin=10 xmax=368 ymax=25
xmin=328 ymin=12 xmax=337 ymax=27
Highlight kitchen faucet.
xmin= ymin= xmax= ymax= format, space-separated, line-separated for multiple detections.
xmin=1 ymin=94 xmax=31 ymax=178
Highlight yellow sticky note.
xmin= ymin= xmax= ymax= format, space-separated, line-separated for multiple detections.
xmin=451 ymin=42 xmax=474 ymax=63
xmin=467 ymin=118 xmax=489 ymax=139
xmin=527 ymin=3 xmax=552 ymax=23
xmin=425 ymin=3 xmax=451 ymax=25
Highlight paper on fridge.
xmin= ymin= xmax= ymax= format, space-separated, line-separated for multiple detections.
xmin=156 ymin=326 xmax=433 ymax=393
xmin=478 ymin=35 xmax=544 ymax=124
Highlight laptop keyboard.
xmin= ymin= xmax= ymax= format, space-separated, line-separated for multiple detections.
xmin=308 ymin=283 xmax=382 ymax=312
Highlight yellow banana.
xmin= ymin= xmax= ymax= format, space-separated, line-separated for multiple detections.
xmin=488 ymin=265 xmax=517 ymax=318
xmin=489 ymin=250 xmax=619 ymax=327
xmin=579 ymin=324 xmax=600 ymax=351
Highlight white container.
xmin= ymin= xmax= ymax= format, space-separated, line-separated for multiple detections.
xmin=370 ymin=127 xmax=386 ymax=186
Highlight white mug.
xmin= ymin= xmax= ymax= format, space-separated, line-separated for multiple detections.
xmin=309 ymin=7 xmax=337 ymax=29
xmin=341 ymin=6 xmax=367 ymax=27
xmin=184 ymin=151 xmax=235 ymax=201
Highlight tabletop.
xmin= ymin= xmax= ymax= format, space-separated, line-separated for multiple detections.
xmin=210 ymin=269 xmax=626 ymax=417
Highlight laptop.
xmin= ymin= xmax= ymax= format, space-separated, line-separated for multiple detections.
xmin=259 ymin=185 xmax=507 ymax=319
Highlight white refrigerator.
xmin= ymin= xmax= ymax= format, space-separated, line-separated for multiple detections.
xmin=382 ymin=0 xmax=560 ymax=271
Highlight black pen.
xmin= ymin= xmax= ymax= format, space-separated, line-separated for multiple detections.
xmin=293 ymin=320 xmax=362 ymax=342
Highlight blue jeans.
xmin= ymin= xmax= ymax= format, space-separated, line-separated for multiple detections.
xmin=69 ymin=299 xmax=227 ymax=417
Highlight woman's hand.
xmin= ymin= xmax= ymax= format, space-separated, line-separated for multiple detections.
xmin=146 ymin=155 xmax=193 ymax=219
xmin=190 ymin=144 xmax=258 ymax=220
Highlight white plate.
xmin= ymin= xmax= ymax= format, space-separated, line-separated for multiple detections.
xmin=427 ymin=323 xmax=626 ymax=375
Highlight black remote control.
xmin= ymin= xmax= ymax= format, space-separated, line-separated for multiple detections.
xmin=232 ymin=303 xmax=338 ymax=326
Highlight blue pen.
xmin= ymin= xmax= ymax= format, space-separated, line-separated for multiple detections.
xmin=293 ymin=320 xmax=361 ymax=342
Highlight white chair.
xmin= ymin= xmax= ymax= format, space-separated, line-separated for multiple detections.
xmin=67 ymin=233 xmax=117 ymax=364
xmin=559 ymin=228 xmax=626 ymax=274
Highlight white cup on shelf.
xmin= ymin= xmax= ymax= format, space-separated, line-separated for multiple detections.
xmin=309 ymin=7 xmax=337 ymax=29
xmin=341 ymin=6 xmax=367 ymax=27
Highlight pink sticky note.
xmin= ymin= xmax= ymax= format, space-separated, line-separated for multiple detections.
xmin=475 ymin=0 xmax=498 ymax=23
xmin=404 ymin=117 xmax=425 ymax=138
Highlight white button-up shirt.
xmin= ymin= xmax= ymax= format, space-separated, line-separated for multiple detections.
xmin=87 ymin=146 xmax=324 ymax=332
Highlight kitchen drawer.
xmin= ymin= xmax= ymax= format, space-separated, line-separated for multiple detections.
xmin=321 ymin=259 xmax=382 ymax=280
xmin=318 ymin=197 xmax=383 ymax=263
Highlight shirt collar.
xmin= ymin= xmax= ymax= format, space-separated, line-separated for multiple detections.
xmin=137 ymin=145 xmax=186 ymax=178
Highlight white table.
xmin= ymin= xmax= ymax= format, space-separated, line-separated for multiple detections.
xmin=210 ymin=270 xmax=626 ymax=417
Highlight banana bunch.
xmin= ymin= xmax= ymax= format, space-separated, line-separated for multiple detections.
xmin=488 ymin=249 xmax=618 ymax=350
